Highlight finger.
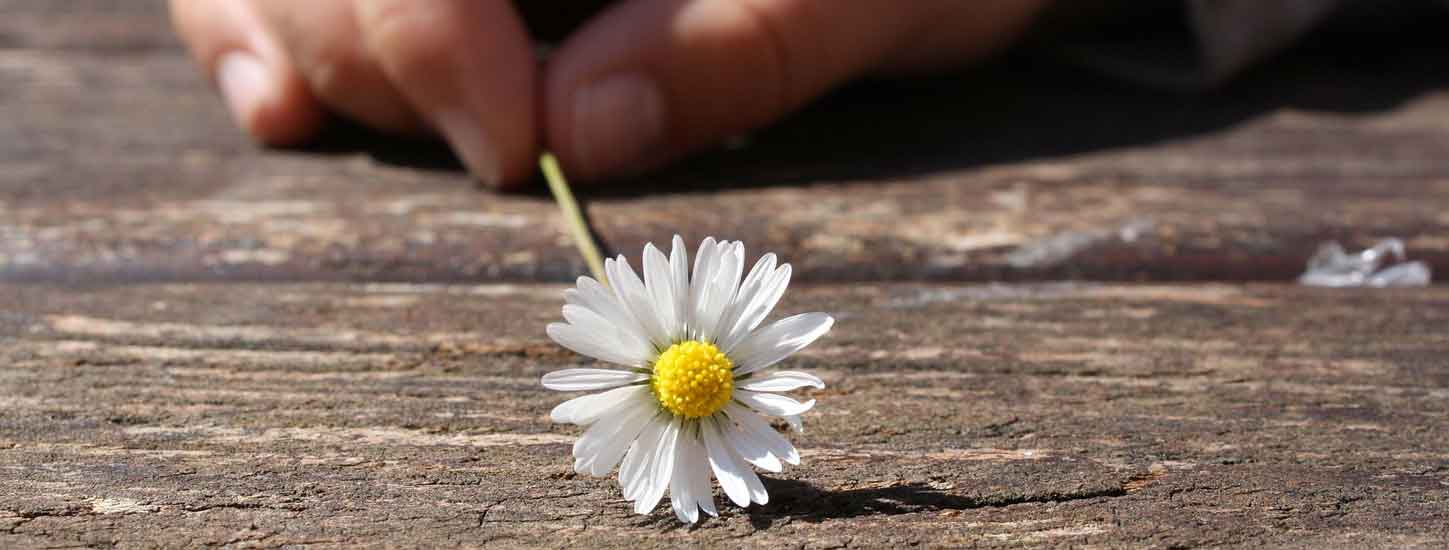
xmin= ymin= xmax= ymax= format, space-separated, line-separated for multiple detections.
xmin=544 ymin=0 xmax=1047 ymax=181
xmin=169 ymin=0 xmax=324 ymax=145
xmin=251 ymin=0 xmax=424 ymax=134
xmin=354 ymin=0 xmax=538 ymax=188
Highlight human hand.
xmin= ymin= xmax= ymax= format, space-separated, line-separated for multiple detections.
xmin=171 ymin=1 xmax=1049 ymax=188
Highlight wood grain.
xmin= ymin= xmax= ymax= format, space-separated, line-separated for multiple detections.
xmin=1 ymin=283 xmax=1447 ymax=547
xmin=4 ymin=2 xmax=1448 ymax=548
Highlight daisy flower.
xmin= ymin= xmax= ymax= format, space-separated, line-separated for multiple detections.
xmin=541 ymin=236 xmax=833 ymax=523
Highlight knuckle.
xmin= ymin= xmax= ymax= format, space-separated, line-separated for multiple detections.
xmin=357 ymin=0 xmax=458 ymax=76
xmin=717 ymin=0 xmax=796 ymax=113
xmin=295 ymin=40 xmax=369 ymax=100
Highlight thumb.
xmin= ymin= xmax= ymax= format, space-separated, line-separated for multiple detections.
xmin=543 ymin=0 xmax=1046 ymax=181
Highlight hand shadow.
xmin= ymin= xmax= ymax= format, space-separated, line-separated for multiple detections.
xmin=302 ymin=10 xmax=1449 ymax=199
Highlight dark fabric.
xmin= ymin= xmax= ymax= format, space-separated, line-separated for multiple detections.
xmin=1036 ymin=0 xmax=1445 ymax=90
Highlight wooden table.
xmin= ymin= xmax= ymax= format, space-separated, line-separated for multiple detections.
xmin=2 ymin=2 xmax=1446 ymax=547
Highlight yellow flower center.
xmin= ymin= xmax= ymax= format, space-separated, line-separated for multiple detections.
xmin=650 ymin=340 xmax=734 ymax=418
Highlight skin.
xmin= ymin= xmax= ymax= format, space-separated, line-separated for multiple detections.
xmin=170 ymin=0 xmax=1050 ymax=188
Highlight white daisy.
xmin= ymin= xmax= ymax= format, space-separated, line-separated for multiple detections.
xmin=541 ymin=236 xmax=833 ymax=523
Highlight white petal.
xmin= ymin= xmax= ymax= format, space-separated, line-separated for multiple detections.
xmin=549 ymin=392 xmax=599 ymax=425
xmin=714 ymin=254 xmax=774 ymax=345
xmin=589 ymin=414 xmax=658 ymax=478
xmin=573 ymin=396 xmax=652 ymax=473
xmin=549 ymin=385 xmax=647 ymax=425
xmin=744 ymin=462 xmax=769 ymax=505
xmin=547 ymin=323 xmax=649 ymax=367
xmin=608 ymin=256 xmax=670 ymax=349
xmin=697 ymin=242 xmax=744 ymax=343
xmin=740 ymin=254 xmax=778 ymax=303
xmin=689 ymin=239 xmax=732 ymax=341
xmin=621 ymin=416 xmax=668 ymax=500
xmin=736 ymin=390 xmax=815 ymax=417
xmin=688 ymin=238 xmax=719 ymax=339
xmin=702 ymin=416 xmax=752 ymax=507
xmin=690 ymin=434 xmax=717 ymax=518
xmin=726 ymin=402 xmax=800 ymax=465
xmin=719 ymin=412 xmax=782 ymax=473
xmin=579 ymin=401 xmax=659 ymax=477
xmin=635 ymin=417 xmax=680 ymax=514
xmin=560 ymin=304 xmax=653 ymax=364
xmin=689 ymin=238 xmax=716 ymax=284
xmin=545 ymin=322 xmax=614 ymax=361
xmin=642 ymin=243 xmax=678 ymax=340
xmin=541 ymin=368 xmax=647 ymax=391
xmin=719 ymin=262 xmax=790 ymax=353
xmin=669 ymin=236 xmax=690 ymax=342
xmin=669 ymin=426 xmax=702 ymax=523
xmin=737 ymin=371 xmax=824 ymax=393
xmin=711 ymin=415 xmax=771 ymax=504
xmin=566 ymin=277 xmax=652 ymax=355
xmin=732 ymin=312 xmax=834 ymax=376
xmin=625 ymin=422 xmax=663 ymax=500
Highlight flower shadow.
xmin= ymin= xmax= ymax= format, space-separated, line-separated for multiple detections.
xmin=624 ymin=478 xmax=980 ymax=531
xmin=743 ymin=477 xmax=995 ymax=530
xmin=629 ymin=475 xmax=1124 ymax=530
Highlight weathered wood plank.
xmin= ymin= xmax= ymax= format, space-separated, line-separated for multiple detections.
xmin=1 ymin=283 xmax=1445 ymax=547
xmin=5 ymin=3 xmax=1447 ymax=548
xmin=2 ymin=3 xmax=1448 ymax=283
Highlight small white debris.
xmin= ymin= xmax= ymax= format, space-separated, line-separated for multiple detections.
xmin=1298 ymin=238 xmax=1431 ymax=287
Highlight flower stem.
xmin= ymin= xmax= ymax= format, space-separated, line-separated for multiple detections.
xmin=540 ymin=153 xmax=607 ymax=285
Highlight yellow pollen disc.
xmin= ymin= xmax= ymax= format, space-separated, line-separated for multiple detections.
xmin=650 ymin=340 xmax=734 ymax=418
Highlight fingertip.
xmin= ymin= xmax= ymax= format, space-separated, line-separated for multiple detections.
xmin=216 ymin=50 xmax=322 ymax=146
xmin=171 ymin=0 xmax=322 ymax=146
xmin=433 ymin=109 xmax=505 ymax=188
xmin=216 ymin=51 xmax=270 ymax=126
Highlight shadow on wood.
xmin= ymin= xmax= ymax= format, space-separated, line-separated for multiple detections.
xmin=289 ymin=20 xmax=1449 ymax=200
xmin=741 ymin=477 xmax=1128 ymax=530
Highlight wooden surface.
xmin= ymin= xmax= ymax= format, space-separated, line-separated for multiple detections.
xmin=2 ymin=2 xmax=1448 ymax=548
xmin=3 ymin=283 xmax=1447 ymax=548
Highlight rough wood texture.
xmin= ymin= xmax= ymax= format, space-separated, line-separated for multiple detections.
xmin=3 ymin=2 xmax=1449 ymax=283
xmin=2 ymin=283 xmax=1447 ymax=548
xmin=4 ymin=2 xmax=1449 ymax=548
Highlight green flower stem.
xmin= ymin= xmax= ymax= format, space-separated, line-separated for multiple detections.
xmin=540 ymin=153 xmax=607 ymax=286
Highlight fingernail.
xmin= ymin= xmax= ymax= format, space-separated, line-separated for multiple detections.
xmin=572 ymin=72 xmax=665 ymax=179
xmin=434 ymin=110 xmax=503 ymax=187
xmin=217 ymin=52 xmax=271 ymax=132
